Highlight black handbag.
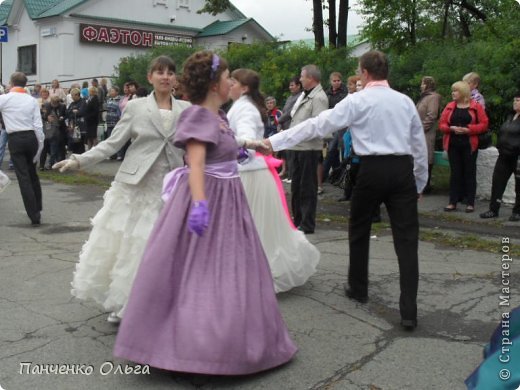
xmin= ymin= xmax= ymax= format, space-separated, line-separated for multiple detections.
xmin=478 ymin=131 xmax=492 ymax=149
xmin=331 ymin=159 xmax=352 ymax=190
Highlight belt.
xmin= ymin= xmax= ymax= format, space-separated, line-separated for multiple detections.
xmin=8 ymin=130 xmax=34 ymax=136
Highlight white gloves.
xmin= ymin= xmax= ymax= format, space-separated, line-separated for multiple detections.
xmin=243 ymin=139 xmax=270 ymax=151
xmin=52 ymin=159 xmax=80 ymax=173
xmin=235 ymin=137 xmax=270 ymax=151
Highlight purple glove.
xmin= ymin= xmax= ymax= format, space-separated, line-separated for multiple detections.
xmin=188 ymin=200 xmax=210 ymax=236
xmin=237 ymin=146 xmax=250 ymax=164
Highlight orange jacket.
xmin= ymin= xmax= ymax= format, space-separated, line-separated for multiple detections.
xmin=438 ymin=100 xmax=489 ymax=152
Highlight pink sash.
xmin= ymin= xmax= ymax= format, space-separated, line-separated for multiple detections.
xmin=258 ymin=152 xmax=296 ymax=230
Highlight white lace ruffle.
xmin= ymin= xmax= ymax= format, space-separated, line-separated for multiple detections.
xmin=71 ymin=155 xmax=169 ymax=313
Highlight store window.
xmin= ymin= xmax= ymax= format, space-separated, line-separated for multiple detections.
xmin=17 ymin=45 xmax=36 ymax=75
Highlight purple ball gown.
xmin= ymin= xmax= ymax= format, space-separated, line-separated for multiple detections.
xmin=114 ymin=105 xmax=297 ymax=375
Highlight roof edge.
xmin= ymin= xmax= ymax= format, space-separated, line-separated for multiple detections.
xmin=69 ymin=13 xmax=202 ymax=33
xmin=36 ymin=0 xmax=89 ymax=19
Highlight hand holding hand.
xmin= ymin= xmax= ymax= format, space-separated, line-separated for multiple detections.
xmin=52 ymin=159 xmax=80 ymax=173
xmin=188 ymin=200 xmax=210 ymax=236
xmin=259 ymin=139 xmax=273 ymax=155
xmin=243 ymin=139 xmax=271 ymax=152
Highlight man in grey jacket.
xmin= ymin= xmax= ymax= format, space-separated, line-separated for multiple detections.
xmin=286 ymin=65 xmax=328 ymax=234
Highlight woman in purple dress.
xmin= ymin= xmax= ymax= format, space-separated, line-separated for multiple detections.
xmin=114 ymin=51 xmax=297 ymax=375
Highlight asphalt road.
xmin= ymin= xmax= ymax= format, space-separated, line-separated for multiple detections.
xmin=0 ymin=161 xmax=518 ymax=390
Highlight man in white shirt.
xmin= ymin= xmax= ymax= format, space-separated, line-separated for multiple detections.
xmin=265 ymin=51 xmax=428 ymax=331
xmin=0 ymin=72 xmax=44 ymax=225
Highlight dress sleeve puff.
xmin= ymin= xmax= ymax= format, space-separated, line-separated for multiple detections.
xmin=173 ymin=105 xmax=220 ymax=149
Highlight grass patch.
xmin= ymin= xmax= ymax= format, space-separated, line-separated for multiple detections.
xmin=419 ymin=210 xmax=502 ymax=227
xmin=431 ymin=164 xmax=450 ymax=192
xmin=317 ymin=213 xmax=348 ymax=224
xmin=420 ymin=229 xmax=519 ymax=256
xmin=39 ymin=170 xmax=110 ymax=188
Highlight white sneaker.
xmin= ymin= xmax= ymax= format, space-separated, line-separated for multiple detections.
xmin=107 ymin=312 xmax=121 ymax=324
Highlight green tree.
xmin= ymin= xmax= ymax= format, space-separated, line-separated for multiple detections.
xmin=199 ymin=0 xmax=353 ymax=50
xmin=197 ymin=0 xmax=230 ymax=15
xmin=113 ymin=42 xmax=357 ymax=106
xmin=112 ymin=45 xmax=199 ymax=90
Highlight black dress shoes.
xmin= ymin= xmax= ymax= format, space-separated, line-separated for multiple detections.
xmin=400 ymin=319 xmax=417 ymax=331
xmin=509 ymin=213 xmax=520 ymax=222
xmin=343 ymin=284 xmax=368 ymax=303
xmin=297 ymin=226 xmax=314 ymax=234
xmin=31 ymin=212 xmax=41 ymax=226
xmin=480 ymin=210 xmax=498 ymax=219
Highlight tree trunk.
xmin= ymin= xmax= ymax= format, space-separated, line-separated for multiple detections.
xmin=410 ymin=0 xmax=417 ymax=45
xmin=459 ymin=0 xmax=487 ymax=22
xmin=313 ymin=0 xmax=325 ymax=50
xmin=459 ymin=8 xmax=471 ymax=38
xmin=328 ymin=0 xmax=337 ymax=48
xmin=337 ymin=0 xmax=348 ymax=47
xmin=441 ymin=0 xmax=451 ymax=38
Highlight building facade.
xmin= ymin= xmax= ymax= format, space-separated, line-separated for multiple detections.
xmin=0 ymin=0 xmax=274 ymax=87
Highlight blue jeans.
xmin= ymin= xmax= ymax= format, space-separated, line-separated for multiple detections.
xmin=0 ymin=128 xmax=7 ymax=166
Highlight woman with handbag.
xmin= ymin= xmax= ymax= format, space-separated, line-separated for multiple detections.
xmin=480 ymin=92 xmax=520 ymax=221
xmin=66 ymin=88 xmax=87 ymax=154
xmin=40 ymin=95 xmax=66 ymax=169
xmin=84 ymin=86 xmax=100 ymax=150
xmin=439 ymin=81 xmax=489 ymax=213
xmin=53 ymin=56 xmax=191 ymax=323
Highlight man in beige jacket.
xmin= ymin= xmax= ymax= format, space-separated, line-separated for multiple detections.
xmin=285 ymin=64 xmax=328 ymax=234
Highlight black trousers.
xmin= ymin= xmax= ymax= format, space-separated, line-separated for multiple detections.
xmin=290 ymin=150 xmax=321 ymax=232
xmin=8 ymin=131 xmax=42 ymax=223
xmin=348 ymin=155 xmax=419 ymax=321
xmin=448 ymin=140 xmax=477 ymax=206
xmin=323 ymin=136 xmax=341 ymax=182
xmin=489 ymin=153 xmax=520 ymax=214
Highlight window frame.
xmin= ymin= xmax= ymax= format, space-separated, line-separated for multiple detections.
xmin=17 ymin=44 xmax=37 ymax=75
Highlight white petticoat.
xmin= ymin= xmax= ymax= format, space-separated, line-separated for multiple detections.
xmin=71 ymin=156 xmax=169 ymax=314
xmin=239 ymin=168 xmax=320 ymax=293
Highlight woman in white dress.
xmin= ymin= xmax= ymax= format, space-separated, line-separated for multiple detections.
xmin=53 ymin=56 xmax=190 ymax=322
xmin=227 ymin=68 xmax=320 ymax=293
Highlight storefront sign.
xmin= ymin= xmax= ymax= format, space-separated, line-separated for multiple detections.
xmin=79 ymin=24 xmax=193 ymax=48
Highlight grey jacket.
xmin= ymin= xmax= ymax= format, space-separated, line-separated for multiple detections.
xmin=279 ymin=93 xmax=300 ymax=130
xmin=288 ymin=84 xmax=328 ymax=150
xmin=74 ymin=92 xmax=190 ymax=185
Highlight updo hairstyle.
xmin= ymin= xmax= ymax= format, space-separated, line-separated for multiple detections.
xmin=181 ymin=50 xmax=228 ymax=104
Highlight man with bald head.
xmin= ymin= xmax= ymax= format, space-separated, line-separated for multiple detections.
xmin=284 ymin=64 xmax=328 ymax=234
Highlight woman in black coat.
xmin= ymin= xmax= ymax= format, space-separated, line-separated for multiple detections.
xmin=40 ymin=96 xmax=67 ymax=168
xmin=84 ymin=86 xmax=100 ymax=150
xmin=66 ymin=88 xmax=87 ymax=154
xmin=480 ymin=92 xmax=520 ymax=221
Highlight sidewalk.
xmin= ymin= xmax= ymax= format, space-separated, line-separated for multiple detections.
xmin=0 ymin=160 xmax=518 ymax=390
